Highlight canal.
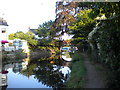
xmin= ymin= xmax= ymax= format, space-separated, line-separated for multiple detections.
xmin=1 ymin=51 xmax=72 ymax=89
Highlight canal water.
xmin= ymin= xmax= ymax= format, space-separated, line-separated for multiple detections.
xmin=1 ymin=51 xmax=72 ymax=89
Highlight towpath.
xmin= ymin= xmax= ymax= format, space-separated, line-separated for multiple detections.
xmin=81 ymin=53 xmax=106 ymax=88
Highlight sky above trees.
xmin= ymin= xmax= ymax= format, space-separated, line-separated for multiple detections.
xmin=0 ymin=0 xmax=56 ymax=34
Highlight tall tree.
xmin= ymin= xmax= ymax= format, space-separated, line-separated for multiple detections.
xmin=53 ymin=1 xmax=78 ymax=38
xmin=35 ymin=20 xmax=55 ymax=47
xmin=36 ymin=20 xmax=54 ymax=39
xmin=68 ymin=9 xmax=95 ymax=44
xmin=69 ymin=2 xmax=120 ymax=88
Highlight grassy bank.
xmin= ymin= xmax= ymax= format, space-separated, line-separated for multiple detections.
xmin=65 ymin=52 xmax=86 ymax=88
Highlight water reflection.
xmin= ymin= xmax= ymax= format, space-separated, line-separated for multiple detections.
xmin=59 ymin=61 xmax=71 ymax=83
xmin=61 ymin=51 xmax=72 ymax=62
xmin=1 ymin=51 xmax=72 ymax=89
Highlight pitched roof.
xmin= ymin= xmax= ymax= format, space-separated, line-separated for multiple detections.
xmin=29 ymin=29 xmax=37 ymax=34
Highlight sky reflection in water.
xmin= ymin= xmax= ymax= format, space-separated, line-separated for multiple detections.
xmin=7 ymin=68 xmax=50 ymax=88
xmin=3 ymin=51 xmax=72 ymax=89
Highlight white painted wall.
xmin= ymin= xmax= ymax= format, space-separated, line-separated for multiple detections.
xmin=0 ymin=25 xmax=8 ymax=51
xmin=0 ymin=25 xmax=8 ymax=41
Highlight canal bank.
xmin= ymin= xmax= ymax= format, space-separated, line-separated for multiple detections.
xmin=65 ymin=52 xmax=86 ymax=88
xmin=65 ymin=52 xmax=107 ymax=88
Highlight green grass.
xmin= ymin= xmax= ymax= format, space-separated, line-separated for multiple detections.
xmin=65 ymin=52 xmax=86 ymax=88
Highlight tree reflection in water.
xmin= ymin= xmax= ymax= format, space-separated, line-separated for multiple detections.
xmin=2 ymin=53 xmax=71 ymax=89
xmin=33 ymin=61 xmax=64 ymax=88
xmin=20 ymin=55 xmax=71 ymax=89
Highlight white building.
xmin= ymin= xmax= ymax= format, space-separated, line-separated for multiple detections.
xmin=0 ymin=17 xmax=9 ymax=51
xmin=0 ymin=16 xmax=8 ymax=87
xmin=6 ymin=39 xmax=29 ymax=52
xmin=12 ymin=39 xmax=28 ymax=50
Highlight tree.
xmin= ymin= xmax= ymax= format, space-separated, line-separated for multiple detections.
xmin=90 ymin=2 xmax=120 ymax=88
xmin=35 ymin=20 xmax=55 ymax=47
xmin=68 ymin=8 xmax=95 ymax=52
xmin=74 ymin=2 xmax=120 ymax=88
xmin=64 ymin=2 xmax=120 ymax=87
xmin=36 ymin=20 xmax=54 ymax=39
xmin=53 ymin=1 xmax=78 ymax=38
xmin=8 ymin=31 xmax=38 ymax=49
xmin=8 ymin=33 xmax=16 ymax=40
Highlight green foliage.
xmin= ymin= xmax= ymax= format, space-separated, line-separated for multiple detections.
xmin=92 ymin=17 xmax=120 ymax=88
xmin=8 ymin=33 xmax=16 ymax=40
xmin=15 ymin=31 xmax=26 ymax=40
xmin=91 ymin=2 xmax=120 ymax=18
xmin=36 ymin=20 xmax=54 ymax=39
xmin=35 ymin=20 xmax=58 ymax=50
xmin=8 ymin=31 xmax=38 ymax=49
xmin=69 ymin=9 xmax=95 ymax=40
xmin=83 ymin=2 xmax=120 ymax=88
xmin=68 ymin=2 xmax=120 ymax=88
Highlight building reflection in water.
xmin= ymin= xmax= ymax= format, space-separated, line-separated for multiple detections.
xmin=0 ymin=52 xmax=72 ymax=89
xmin=0 ymin=57 xmax=30 ymax=89
xmin=13 ymin=57 xmax=29 ymax=73
xmin=0 ymin=64 xmax=8 ymax=89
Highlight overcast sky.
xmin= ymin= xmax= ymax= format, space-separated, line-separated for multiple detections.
xmin=0 ymin=0 xmax=56 ymax=34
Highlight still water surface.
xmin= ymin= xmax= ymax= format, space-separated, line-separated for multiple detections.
xmin=7 ymin=68 xmax=50 ymax=88
xmin=2 ymin=51 xmax=72 ymax=89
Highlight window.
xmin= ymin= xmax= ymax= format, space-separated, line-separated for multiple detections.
xmin=2 ymin=28 xmax=6 ymax=33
